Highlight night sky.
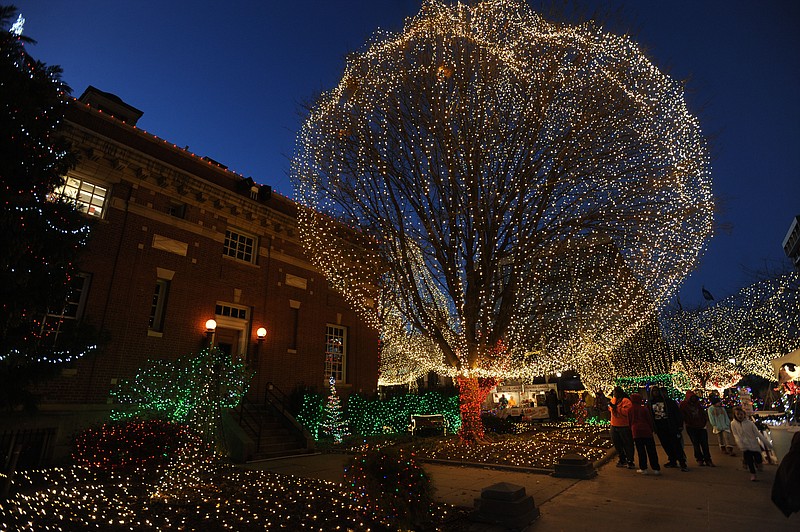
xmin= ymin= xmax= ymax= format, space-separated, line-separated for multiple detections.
xmin=13 ymin=0 xmax=800 ymax=308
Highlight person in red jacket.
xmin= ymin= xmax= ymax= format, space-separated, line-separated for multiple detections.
xmin=679 ymin=390 xmax=714 ymax=466
xmin=609 ymin=387 xmax=635 ymax=469
xmin=629 ymin=392 xmax=661 ymax=475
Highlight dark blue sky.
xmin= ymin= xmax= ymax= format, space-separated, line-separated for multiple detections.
xmin=14 ymin=1 xmax=800 ymax=307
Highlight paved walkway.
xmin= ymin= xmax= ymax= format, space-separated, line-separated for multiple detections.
xmin=244 ymin=440 xmax=799 ymax=531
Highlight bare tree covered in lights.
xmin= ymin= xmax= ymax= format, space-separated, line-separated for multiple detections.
xmin=293 ymin=0 xmax=712 ymax=440
xmin=661 ymin=271 xmax=800 ymax=384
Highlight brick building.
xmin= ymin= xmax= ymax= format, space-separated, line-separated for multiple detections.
xmin=13 ymin=87 xmax=379 ymax=461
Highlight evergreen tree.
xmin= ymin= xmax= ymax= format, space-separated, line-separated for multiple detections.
xmin=0 ymin=5 xmax=94 ymax=409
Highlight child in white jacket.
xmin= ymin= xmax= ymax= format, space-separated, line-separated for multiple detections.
xmin=730 ymin=406 xmax=772 ymax=481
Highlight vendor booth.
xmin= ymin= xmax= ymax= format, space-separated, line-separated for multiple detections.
xmin=490 ymin=383 xmax=557 ymax=420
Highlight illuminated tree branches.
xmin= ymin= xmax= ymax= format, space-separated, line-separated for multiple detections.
xmin=294 ymin=1 xmax=712 ymax=397
xmin=661 ymin=271 xmax=800 ymax=383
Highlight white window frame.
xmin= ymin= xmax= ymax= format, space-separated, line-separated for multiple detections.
xmin=324 ymin=324 xmax=347 ymax=383
xmin=223 ymin=229 xmax=257 ymax=264
xmin=42 ymin=273 xmax=91 ymax=344
xmin=148 ymin=279 xmax=170 ymax=332
xmin=53 ymin=175 xmax=109 ymax=218
xmin=214 ymin=302 xmax=250 ymax=359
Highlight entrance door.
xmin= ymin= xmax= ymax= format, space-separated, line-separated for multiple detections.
xmin=214 ymin=327 xmax=240 ymax=359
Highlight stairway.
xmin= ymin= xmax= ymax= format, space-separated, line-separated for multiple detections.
xmin=237 ymin=385 xmax=316 ymax=462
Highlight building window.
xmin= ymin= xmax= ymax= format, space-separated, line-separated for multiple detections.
xmin=53 ymin=176 xmax=108 ymax=218
xmin=42 ymin=274 xmax=91 ymax=345
xmin=325 ymin=324 xmax=347 ymax=383
xmin=215 ymin=303 xmax=247 ymax=320
xmin=148 ymin=279 xmax=170 ymax=331
xmin=290 ymin=307 xmax=299 ymax=350
xmin=167 ymin=201 xmax=186 ymax=219
xmin=223 ymin=229 xmax=256 ymax=263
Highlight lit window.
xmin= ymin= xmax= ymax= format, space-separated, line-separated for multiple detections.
xmin=53 ymin=177 xmax=108 ymax=217
xmin=223 ymin=229 xmax=256 ymax=263
xmin=148 ymin=279 xmax=170 ymax=332
xmin=325 ymin=324 xmax=347 ymax=383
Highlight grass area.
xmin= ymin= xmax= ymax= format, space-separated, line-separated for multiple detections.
xmin=0 ymin=424 xmax=609 ymax=530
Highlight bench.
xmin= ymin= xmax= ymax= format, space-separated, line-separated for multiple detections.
xmin=410 ymin=414 xmax=447 ymax=436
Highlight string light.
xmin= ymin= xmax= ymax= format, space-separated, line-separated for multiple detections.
xmin=299 ymin=390 xmax=460 ymax=440
xmin=661 ymin=271 xmax=800 ymax=383
xmin=320 ymin=376 xmax=351 ymax=443
xmin=109 ymin=348 xmax=252 ymax=449
xmin=292 ymin=0 xmax=713 ymax=438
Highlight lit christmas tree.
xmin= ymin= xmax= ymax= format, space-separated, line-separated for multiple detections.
xmin=0 ymin=5 xmax=96 ymax=409
xmin=320 ymin=376 xmax=350 ymax=444
xmin=293 ymin=0 xmax=713 ymax=440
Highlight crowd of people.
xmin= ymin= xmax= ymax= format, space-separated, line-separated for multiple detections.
xmin=606 ymin=384 xmax=800 ymax=517
xmin=605 ymin=386 xmax=786 ymax=481
xmin=492 ymin=383 xmax=799 ymax=517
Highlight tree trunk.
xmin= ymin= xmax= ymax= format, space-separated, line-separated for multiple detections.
xmin=456 ymin=375 xmax=497 ymax=443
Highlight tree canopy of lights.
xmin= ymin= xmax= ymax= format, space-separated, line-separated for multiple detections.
xmin=661 ymin=271 xmax=800 ymax=385
xmin=0 ymin=5 xmax=95 ymax=409
xmin=293 ymin=0 xmax=712 ymax=439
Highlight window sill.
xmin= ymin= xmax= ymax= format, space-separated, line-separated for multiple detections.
xmin=222 ymin=255 xmax=260 ymax=268
xmin=147 ymin=330 xmax=164 ymax=338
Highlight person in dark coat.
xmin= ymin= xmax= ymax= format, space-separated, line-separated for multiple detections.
xmin=772 ymin=431 xmax=800 ymax=517
xmin=680 ymin=390 xmax=714 ymax=466
xmin=649 ymin=386 xmax=688 ymax=471
xmin=545 ymin=389 xmax=560 ymax=421
xmin=629 ymin=392 xmax=661 ymax=475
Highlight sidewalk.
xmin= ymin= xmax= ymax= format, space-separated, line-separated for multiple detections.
xmin=244 ymin=442 xmax=799 ymax=531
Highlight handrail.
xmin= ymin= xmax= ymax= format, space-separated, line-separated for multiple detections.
xmin=264 ymin=382 xmax=315 ymax=448
xmin=237 ymin=393 xmax=262 ymax=449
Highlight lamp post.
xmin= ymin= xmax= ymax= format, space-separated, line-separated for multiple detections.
xmin=205 ymin=319 xmax=217 ymax=348
xmin=250 ymin=327 xmax=267 ymax=368
xmin=202 ymin=318 xmax=222 ymax=448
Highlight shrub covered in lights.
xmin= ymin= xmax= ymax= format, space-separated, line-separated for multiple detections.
xmin=347 ymin=391 xmax=460 ymax=437
xmin=298 ymin=390 xmax=460 ymax=440
xmin=616 ymin=373 xmax=684 ymax=400
xmin=110 ymin=348 xmax=252 ymax=424
xmin=296 ymin=393 xmax=325 ymax=440
xmin=345 ymin=445 xmax=433 ymax=530
xmin=72 ymin=418 xmax=207 ymax=479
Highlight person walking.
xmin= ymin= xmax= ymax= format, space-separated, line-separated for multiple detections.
xmin=680 ymin=390 xmax=714 ymax=466
xmin=707 ymin=396 xmax=736 ymax=456
xmin=730 ymin=406 xmax=773 ymax=482
xmin=649 ymin=386 xmax=688 ymax=471
xmin=609 ymin=387 xmax=635 ymax=469
xmin=629 ymin=392 xmax=661 ymax=476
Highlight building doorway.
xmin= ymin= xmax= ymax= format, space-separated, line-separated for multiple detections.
xmin=214 ymin=327 xmax=240 ymax=359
